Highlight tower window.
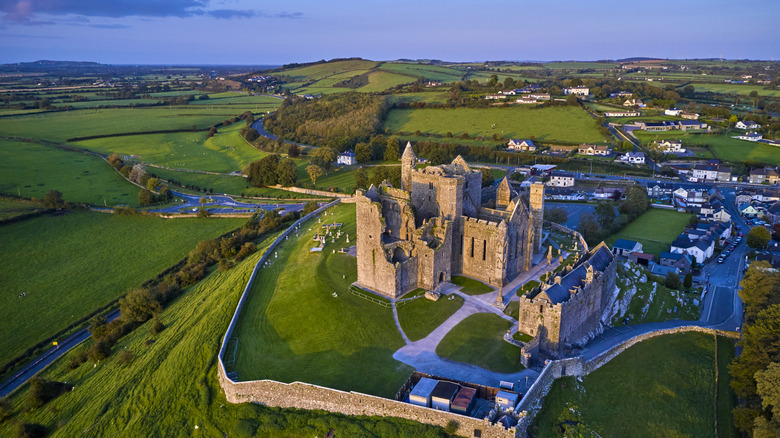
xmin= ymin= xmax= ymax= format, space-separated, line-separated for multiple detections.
xmin=470 ymin=236 xmax=474 ymax=258
xmin=482 ymin=240 xmax=487 ymax=261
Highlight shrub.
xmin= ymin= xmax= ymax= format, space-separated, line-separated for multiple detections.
xmin=0 ymin=398 xmax=11 ymax=422
xmin=115 ymin=349 xmax=135 ymax=367
xmin=14 ymin=422 xmax=47 ymax=438
xmin=27 ymin=378 xmax=71 ymax=409
xmin=65 ymin=350 xmax=88 ymax=370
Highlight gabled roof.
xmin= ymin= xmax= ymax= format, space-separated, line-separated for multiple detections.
xmin=537 ymin=244 xmax=613 ymax=305
xmin=613 ymin=239 xmax=640 ymax=250
xmin=671 ymin=235 xmax=696 ymax=249
xmin=661 ymin=251 xmax=684 ymax=261
xmin=695 ymin=238 xmax=713 ymax=251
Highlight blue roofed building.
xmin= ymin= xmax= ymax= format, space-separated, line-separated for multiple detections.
xmin=612 ymin=239 xmax=642 ymax=257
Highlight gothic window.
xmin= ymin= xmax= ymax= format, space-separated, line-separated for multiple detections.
xmin=429 ymin=182 xmax=433 ymax=190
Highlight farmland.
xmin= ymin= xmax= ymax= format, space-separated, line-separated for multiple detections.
xmin=693 ymin=83 xmax=780 ymax=97
xmin=0 ymin=210 xmax=245 ymax=365
xmin=384 ymin=106 xmax=607 ymax=144
xmin=634 ymin=130 xmax=780 ymax=165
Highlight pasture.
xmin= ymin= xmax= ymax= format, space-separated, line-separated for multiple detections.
xmin=357 ymin=70 xmax=415 ymax=92
xmin=436 ymin=313 xmax=523 ymax=373
xmin=634 ymin=131 xmax=780 ymax=165
xmin=0 ymin=198 xmax=42 ymax=221
xmin=605 ymin=208 xmax=693 ymax=257
xmin=0 ymin=232 xmax=446 ymax=437
xmin=693 ymin=83 xmax=780 ymax=97
xmin=232 ymin=204 xmax=413 ymax=397
xmin=384 ymin=106 xmax=607 ymax=144
xmin=274 ymin=59 xmax=379 ymax=82
xmin=0 ymin=139 xmax=141 ymax=206
xmin=532 ymin=332 xmax=737 ymax=438
xmin=0 ymin=211 xmax=244 ymax=366
xmin=378 ymin=63 xmax=464 ymax=82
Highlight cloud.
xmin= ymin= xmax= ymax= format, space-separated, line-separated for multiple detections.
xmin=0 ymin=0 xmax=302 ymax=23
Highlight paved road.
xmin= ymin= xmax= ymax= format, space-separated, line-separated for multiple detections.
xmin=250 ymin=118 xmax=312 ymax=149
xmin=149 ymin=191 xmax=306 ymax=216
xmin=0 ymin=309 xmax=120 ymax=398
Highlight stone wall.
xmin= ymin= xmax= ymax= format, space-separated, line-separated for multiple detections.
xmin=513 ymin=325 xmax=740 ymax=437
xmin=544 ymin=220 xmax=588 ymax=253
xmin=279 ymin=186 xmax=354 ymax=199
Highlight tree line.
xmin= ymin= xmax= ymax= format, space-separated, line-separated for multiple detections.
xmin=577 ymin=186 xmax=650 ymax=246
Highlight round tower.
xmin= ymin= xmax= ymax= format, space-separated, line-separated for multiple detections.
xmin=401 ymin=141 xmax=417 ymax=191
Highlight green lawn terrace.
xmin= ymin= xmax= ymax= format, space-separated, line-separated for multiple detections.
xmin=0 ymin=210 xmax=245 ymax=367
xmin=532 ymin=332 xmax=737 ymax=437
xmin=383 ymin=106 xmax=607 ymax=144
xmin=231 ymin=203 xmax=414 ymax=397
xmin=0 ymin=139 xmax=142 ymax=206
xmin=605 ymin=208 xmax=694 ymax=257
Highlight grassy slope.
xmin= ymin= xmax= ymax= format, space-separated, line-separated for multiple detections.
xmin=0 ymin=198 xmax=43 ymax=220
xmin=378 ymin=63 xmax=463 ymax=82
xmin=0 ymin=139 xmax=142 ymax=206
xmin=0 ymin=107 xmax=243 ymax=142
xmin=357 ymin=71 xmax=415 ymax=92
xmin=531 ymin=332 xmax=734 ymax=438
xmin=397 ymin=295 xmax=464 ymax=342
xmin=383 ymin=107 xmax=606 ymax=144
xmin=612 ymin=262 xmax=701 ymax=325
xmin=73 ymin=123 xmax=266 ymax=173
xmin=435 ymin=313 xmax=524 ymax=373
xmin=605 ymin=208 xmax=693 ymax=257
xmin=0 ymin=211 xmax=244 ymax=364
xmin=232 ymin=204 xmax=412 ymax=397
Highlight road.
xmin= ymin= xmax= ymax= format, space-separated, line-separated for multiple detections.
xmin=250 ymin=118 xmax=312 ymax=149
xmin=0 ymin=309 xmax=120 ymax=398
xmin=148 ymin=191 xmax=306 ymax=216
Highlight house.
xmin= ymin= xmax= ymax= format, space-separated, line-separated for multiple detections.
xmin=665 ymin=108 xmax=683 ymax=116
xmin=610 ymin=91 xmax=633 ymax=98
xmin=612 ymin=239 xmax=642 ymax=257
xmin=622 ymin=151 xmax=645 ymax=164
xmin=628 ymin=252 xmax=655 ymax=266
xmin=546 ymin=188 xmax=585 ymax=201
xmin=336 ymin=150 xmax=357 ymax=166
xmin=529 ymin=93 xmax=551 ymax=100
xmin=691 ymin=164 xmax=732 ymax=182
xmin=530 ymin=164 xmax=557 ymax=176
xmin=547 ymin=170 xmax=575 ymax=187
xmin=674 ymin=187 xmax=708 ymax=207
xmin=563 ymin=86 xmax=589 ymax=96
xmin=659 ymin=252 xmax=692 ymax=274
xmin=507 ymin=139 xmax=536 ymax=152
xmin=678 ymin=120 xmax=704 ymax=131
xmin=655 ymin=140 xmax=685 ymax=153
xmin=500 ymin=90 xmax=517 ymax=95
xmin=766 ymin=202 xmax=780 ymax=225
xmin=680 ymin=112 xmax=700 ymax=120
xmin=637 ymin=121 xmax=673 ymax=131
xmin=604 ymin=111 xmax=640 ymax=117
xmin=736 ymin=120 xmax=761 ymax=130
xmin=696 ymin=221 xmax=731 ymax=243
xmin=624 ymin=99 xmax=644 ymax=107
xmin=451 ymin=387 xmax=476 ymax=415
xmin=485 ymin=94 xmax=505 ymax=100
xmin=740 ymin=203 xmax=760 ymax=218
xmin=749 ymin=167 xmax=780 ymax=185
xmin=594 ymin=187 xmax=624 ymax=200
xmin=670 ymin=235 xmax=713 ymax=264
xmin=515 ymin=96 xmax=539 ymax=104
xmin=645 ymin=181 xmax=675 ymax=198
xmin=578 ymin=144 xmax=612 ymax=156
xmin=735 ymin=131 xmax=763 ymax=142
xmin=495 ymin=391 xmax=520 ymax=410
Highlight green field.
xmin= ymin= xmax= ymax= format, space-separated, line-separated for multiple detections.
xmin=74 ymin=123 xmax=265 ymax=173
xmin=0 ymin=107 xmax=244 ymax=143
xmin=387 ymin=91 xmax=452 ymax=105
xmin=276 ymin=59 xmax=379 ymax=82
xmin=634 ymin=130 xmax=780 ymax=165
xmin=693 ymin=83 xmax=780 ymax=97
xmin=357 ymin=70 xmax=415 ymax=92
xmin=0 ymin=139 xmax=142 ymax=206
xmin=435 ymin=313 xmax=523 ymax=373
xmin=378 ymin=63 xmax=463 ymax=82
xmin=0 ymin=211 xmax=244 ymax=365
xmin=383 ymin=107 xmax=607 ymax=144
xmin=605 ymin=208 xmax=693 ymax=257
xmin=532 ymin=332 xmax=737 ymax=438
xmin=397 ymin=294 xmax=464 ymax=342
xmin=0 ymin=233 xmax=447 ymax=437
xmin=0 ymin=198 xmax=43 ymax=220
xmin=232 ymin=204 xmax=413 ymax=397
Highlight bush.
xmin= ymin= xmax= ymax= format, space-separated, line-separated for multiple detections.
xmin=87 ymin=339 xmax=113 ymax=363
xmin=14 ymin=422 xmax=47 ymax=438
xmin=0 ymin=398 xmax=11 ymax=422
xmin=65 ymin=350 xmax=88 ymax=370
xmin=444 ymin=419 xmax=459 ymax=435
xmin=115 ymin=349 xmax=135 ymax=367
xmin=664 ymin=272 xmax=681 ymax=290
xmin=27 ymin=378 xmax=71 ymax=409
xmin=150 ymin=315 xmax=165 ymax=337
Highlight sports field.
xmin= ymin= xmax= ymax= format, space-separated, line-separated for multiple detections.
xmin=532 ymin=332 xmax=737 ymax=437
xmin=232 ymin=204 xmax=413 ymax=397
xmin=0 ymin=211 xmax=244 ymax=365
xmin=605 ymin=208 xmax=693 ymax=257
xmin=384 ymin=107 xmax=606 ymax=143
xmin=0 ymin=139 xmax=142 ymax=206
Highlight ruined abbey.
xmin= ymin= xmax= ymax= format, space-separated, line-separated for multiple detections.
xmin=355 ymin=143 xmax=545 ymax=299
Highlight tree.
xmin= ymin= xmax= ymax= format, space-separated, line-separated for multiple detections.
xmin=547 ymin=207 xmax=568 ymax=224
xmin=481 ymin=168 xmax=493 ymax=187
xmin=755 ymin=362 xmax=780 ymax=436
xmin=138 ymin=189 xmax=153 ymax=206
xmin=287 ymin=143 xmax=301 ymax=158
xmin=276 ymin=159 xmax=297 ymax=186
xmin=354 ymin=167 xmax=368 ymax=190
xmin=729 ymin=115 xmax=739 ymax=128
xmin=43 ymin=190 xmax=65 ymax=209
xmin=87 ymin=315 xmax=107 ymax=340
xmin=578 ymin=213 xmax=601 ymax=245
xmin=355 ymin=143 xmax=371 ymax=163
xmin=384 ymin=136 xmax=400 ymax=161
xmin=306 ymin=165 xmax=324 ymax=187
xmin=594 ymin=202 xmax=616 ymax=229
xmin=748 ymin=226 xmax=771 ymax=250
xmin=619 ymin=186 xmax=649 ymax=217
xmin=566 ymin=94 xmax=579 ymax=106
xmin=312 ymin=147 xmax=337 ymax=173
xmin=146 ymin=177 xmax=159 ymax=191
xmin=684 ymin=272 xmax=693 ymax=289
xmin=664 ymin=272 xmax=681 ymax=289
xmin=128 ymin=164 xmax=147 ymax=185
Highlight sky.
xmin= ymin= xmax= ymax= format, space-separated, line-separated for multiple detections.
xmin=0 ymin=0 xmax=778 ymax=65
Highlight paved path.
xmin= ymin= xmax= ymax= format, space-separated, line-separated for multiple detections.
xmin=392 ymin=303 xmax=411 ymax=345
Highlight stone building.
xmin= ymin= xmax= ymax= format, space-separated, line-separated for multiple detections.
xmin=517 ymin=243 xmax=617 ymax=364
xmin=355 ymin=143 xmax=544 ymax=299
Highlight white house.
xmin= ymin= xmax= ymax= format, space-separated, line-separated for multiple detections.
xmin=655 ymin=140 xmax=685 ymax=152
xmin=336 ymin=150 xmax=356 ymax=166
xmin=563 ymin=86 xmax=589 ymax=96
xmin=735 ymin=131 xmax=763 ymax=142
xmin=670 ymin=235 xmax=713 ymax=264
xmin=664 ymin=108 xmax=682 ymax=116
xmin=622 ymin=151 xmax=645 ymax=164
xmin=736 ymin=120 xmax=761 ymax=130
xmin=604 ymin=111 xmax=640 ymax=117
xmin=578 ymin=144 xmax=612 ymax=156
xmin=612 ymin=239 xmax=642 ymax=257
xmin=507 ymin=139 xmax=536 ymax=152
xmin=547 ymin=171 xmax=575 ymax=187
xmin=623 ymin=99 xmax=644 ymax=107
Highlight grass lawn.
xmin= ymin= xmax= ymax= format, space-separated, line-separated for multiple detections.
xmin=451 ymin=275 xmax=494 ymax=295
xmin=0 ymin=234 xmax=447 ymax=438
xmin=605 ymin=208 xmax=693 ymax=257
xmin=531 ymin=332 xmax=735 ymax=438
xmin=634 ymin=131 xmax=780 ymax=165
xmin=397 ymin=295 xmax=464 ymax=342
xmin=436 ymin=313 xmax=523 ymax=373
xmin=0 ymin=211 xmax=244 ymax=366
xmin=232 ymin=204 xmax=413 ymax=397
xmin=383 ymin=107 xmax=607 ymax=144
xmin=0 ymin=106 xmax=243 ymax=143
xmin=0 ymin=139 xmax=142 ymax=206
xmin=73 ymin=123 xmax=266 ymax=173
xmin=0 ymin=198 xmax=43 ymax=221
